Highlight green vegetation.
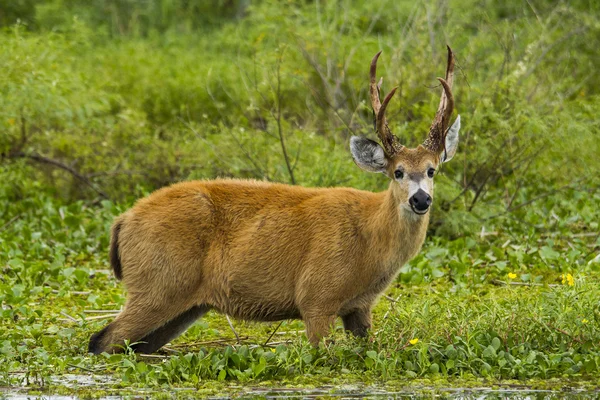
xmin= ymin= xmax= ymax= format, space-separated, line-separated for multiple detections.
xmin=1 ymin=0 xmax=599 ymax=397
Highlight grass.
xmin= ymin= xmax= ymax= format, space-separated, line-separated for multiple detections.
xmin=1 ymin=168 xmax=599 ymax=395
xmin=1 ymin=0 xmax=600 ymax=397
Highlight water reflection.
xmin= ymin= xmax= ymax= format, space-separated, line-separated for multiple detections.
xmin=2 ymin=386 xmax=597 ymax=399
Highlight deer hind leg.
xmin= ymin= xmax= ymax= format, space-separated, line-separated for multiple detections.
xmin=88 ymin=295 xmax=203 ymax=354
xmin=132 ymin=304 xmax=210 ymax=354
xmin=342 ymin=308 xmax=372 ymax=338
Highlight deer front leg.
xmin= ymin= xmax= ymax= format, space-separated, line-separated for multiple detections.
xmin=342 ymin=307 xmax=372 ymax=338
xmin=303 ymin=313 xmax=337 ymax=346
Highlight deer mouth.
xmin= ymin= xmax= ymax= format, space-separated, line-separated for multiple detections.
xmin=410 ymin=203 xmax=429 ymax=215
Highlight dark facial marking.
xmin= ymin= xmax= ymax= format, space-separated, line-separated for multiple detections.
xmin=408 ymin=172 xmax=425 ymax=181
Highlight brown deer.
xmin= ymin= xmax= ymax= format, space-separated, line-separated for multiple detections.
xmin=88 ymin=47 xmax=460 ymax=354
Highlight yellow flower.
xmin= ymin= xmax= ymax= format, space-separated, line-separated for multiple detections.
xmin=409 ymin=338 xmax=419 ymax=345
xmin=561 ymin=273 xmax=574 ymax=286
xmin=582 ymin=319 xmax=589 ymax=324
xmin=507 ymin=272 xmax=517 ymax=279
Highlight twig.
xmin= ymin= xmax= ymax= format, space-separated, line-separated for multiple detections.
xmin=263 ymin=321 xmax=284 ymax=347
xmin=93 ymin=269 xmax=112 ymax=275
xmin=225 ymin=315 xmax=241 ymax=344
xmin=449 ymin=124 xmax=531 ymax=207
xmin=571 ymin=232 xmax=599 ymax=238
xmin=138 ymin=354 xmax=169 ymax=359
xmin=480 ymin=227 xmax=498 ymax=238
xmin=468 ymin=171 xmax=493 ymax=211
xmin=551 ymin=326 xmax=583 ymax=343
xmin=425 ymin=6 xmax=436 ymax=61
xmin=86 ymin=170 xmax=147 ymax=178
xmin=168 ymin=337 xmax=249 ymax=348
xmin=525 ymin=0 xmax=542 ymax=25
xmin=0 ymin=214 xmax=21 ymax=232
xmin=530 ymin=318 xmax=583 ymax=344
xmin=52 ymin=289 xmax=91 ymax=295
xmin=204 ymin=72 xmax=268 ymax=178
xmin=376 ymin=293 xmax=402 ymax=336
xmin=252 ymin=340 xmax=293 ymax=349
xmin=160 ymin=346 xmax=179 ymax=353
xmin=506 ymin=147 xmax=546 ymax=209
xmin=85 ymin=314 xmax=119 ymax=321
xmin=492 ymin=279 xmax=558 ymax=287
xmin=6 ymin=112 xmax=30 ymax=158
xmin=299 ymin=77 xmax=357 ymax=135
xmin=225 ymin=124 xmax=268 ymax=177
xmin=263 ymin=341 xmax=292 ymax=346
xmin=60 ymin=311 xmax=78 ymax=322
xmin=67 ymin=363 xmax=97 ymax=373
xmin=520 ymin=27 xmax=588 ymax=82
xmin=383 ymin=294 xmax=399 ymax=303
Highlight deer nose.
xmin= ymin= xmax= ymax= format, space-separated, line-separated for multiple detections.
xmin=409 ymin=189 xmax=432 ymax=212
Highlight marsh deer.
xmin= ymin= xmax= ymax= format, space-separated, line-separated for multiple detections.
xmin=89 ymin=47 xmax=460 ymax=354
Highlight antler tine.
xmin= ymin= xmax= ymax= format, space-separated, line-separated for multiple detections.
xmin=369 ymin=51 xmax=403 ymax=156
xmin=437 ymin=77 xmax=454 ymax=129
xmin=369 ymin=51 xmax=383 ymax=115
xmin=424 ymin=46 xmax=456 ymax=155
xmin=439 ymin=45 xmax=455 ymax=129
xmin=377 ymin=87 xmax=403 ymax=155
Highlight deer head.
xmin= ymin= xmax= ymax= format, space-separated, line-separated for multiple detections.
xmin=350 ymin=47 xmax=461 ymax=215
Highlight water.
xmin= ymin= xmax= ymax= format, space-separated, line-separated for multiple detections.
xmin=242 ymin=387 xmax=598 ymax=399
xmin=2 ymin=376 xmax=597 ymax=399
xmin=2 ymin=387 xmax=598 ymax=399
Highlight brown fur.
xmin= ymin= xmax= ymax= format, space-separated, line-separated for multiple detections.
xmin=88 ymin=146 xmax=442 ymax=354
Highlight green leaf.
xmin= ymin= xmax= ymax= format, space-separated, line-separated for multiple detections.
xmin=445 ymin=345 xmax=457 ymax=359
xmin=217 ymin=368 xmax=227 ymax=381
xmin=253 ymin=356 xmax=267 ymax=377
xmin=483 ymin=345 xmax=497 ymax=359
xmin=491 ymin=337 xmax=501 ymax=351
xmin=136 ymin=361 xmax=148 ymax=373
xmin=539 ymin=246 xmax=560 ymax=260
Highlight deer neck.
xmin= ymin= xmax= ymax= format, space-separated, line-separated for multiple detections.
xmin=365 ymin=182 xmax=430 ymax=268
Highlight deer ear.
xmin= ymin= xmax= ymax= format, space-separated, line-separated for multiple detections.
xmin=442 ymin=115 xmax=460 ymax=163
xmin=350 ymin=136 xmax=388 ymax=173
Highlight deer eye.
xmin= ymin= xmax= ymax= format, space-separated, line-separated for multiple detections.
xmin=427 ymin=168 xmax=435 ymax=178
xmin=394 ymin=170 xmax=404 ymax=179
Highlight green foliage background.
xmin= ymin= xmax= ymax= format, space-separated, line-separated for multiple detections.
xmin=1 ymin=0 xmax=600 ymax=393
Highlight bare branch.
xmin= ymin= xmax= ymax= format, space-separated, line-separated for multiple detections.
xmin=263 ymin=321 xmax=284 ymax=347
xmin=0 ymin=214 xmax=21 ymax=232
xmin=483 ymin=178 xmax=593 ymax=220
xmin=274 ymin=48 xmax=296 ymax=185
xmin=12 ymin=152 xmax=109 ymax=199
xmin=225 ymin=315 xmax=241 ymax=345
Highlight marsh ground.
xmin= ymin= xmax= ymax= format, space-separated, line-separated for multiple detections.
xmin=1 ymin=0 xmax=599 ymax=397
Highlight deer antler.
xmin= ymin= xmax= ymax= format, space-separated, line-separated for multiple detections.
xmin=423 ymin=46 xmax=455 ymax=155
xmin=370 ymin=51 xmax=403 ymax=157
